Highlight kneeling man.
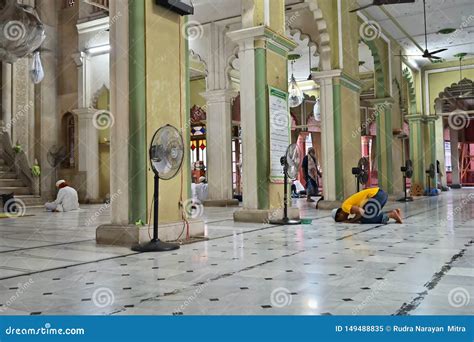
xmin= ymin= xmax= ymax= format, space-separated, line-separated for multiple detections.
xmin=45 ymin=180 xmax=80 ymax=212
xmin=332 ymin=187 xmax=402 ymax=224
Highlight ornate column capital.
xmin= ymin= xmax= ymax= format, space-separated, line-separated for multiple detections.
xmin=200 ymin=89 xmax=238 ymax=103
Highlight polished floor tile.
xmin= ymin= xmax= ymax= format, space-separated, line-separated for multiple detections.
xmin=0 ymin=189 xmax=473 ymax=315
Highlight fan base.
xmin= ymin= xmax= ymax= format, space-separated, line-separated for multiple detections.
xmin=397 ymin=197 xmax=413 ymax=202
xmin=269 ymin=218 xmax=302 ymax=225
xmin=131 ymin=239 xmax=180 ymax=253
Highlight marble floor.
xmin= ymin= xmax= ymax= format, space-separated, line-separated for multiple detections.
xmin=0 ymin=189 xmax=472 ymax=315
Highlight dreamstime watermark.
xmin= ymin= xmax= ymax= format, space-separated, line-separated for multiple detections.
xmin=92 ymin=110 xmax=115 ymax=130
xmin=85 ymin=189 xmax=122 ymax=226
xmin=3 ymin=20 xmax=26 ymax=42
xmin=92 ymin=287 xmax=115 ymax=308
xmin=446 ymin=192 xmax=474 ymax=222
xmin=448 ymin=110 xmax=470 ymax=131
xmin=445 ymin=15 xmax=474 ymax=45
xmin=0 ymin=278 xmax=34 ymax=313
xmin=4 ymin=323 xmax=85 ymax=336
xmin=270 ymin=110 xmax=290 ymax=131
xmin=352 ymin=279 xmax=387 ymax=315
xmin=1 ymin=101 xmax=34 ymax=133
xmin=174 ymin=279 xmax=211 ymax=314
xmin=362 ymin=199 xmax=382 ymax=220
xmin=181 ymin=199 xmax=204 ymax=219
xmin=2 ymin=198 xmax=27 ymax=219
xmin=448 ymin=287 xmax=470 ymax=308
xmin=270 ymin=287 xmax=292 ymax=308
xmin=352 ymin=101 xmax=389 ymax=138
xmin=359 ymin=21 xmax=381 ymax=41
xmin=182 ymin=20 xmax=204 ymax=41
xmin=88 ymin=11 xmax=122 ymax=48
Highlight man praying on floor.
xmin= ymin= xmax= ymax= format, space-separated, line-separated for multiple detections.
xmin=44 ymin=180 xmax=80 ymax=212
xmin=331 ymin=187 xmax=402 ymax=224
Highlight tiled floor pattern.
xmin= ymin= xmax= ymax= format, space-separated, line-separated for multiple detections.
xmin=0 ymin=190 xmax=472 ymax=315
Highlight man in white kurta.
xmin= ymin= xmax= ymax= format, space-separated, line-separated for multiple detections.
xmin=45 ymin=180 xmax=80 ymax=212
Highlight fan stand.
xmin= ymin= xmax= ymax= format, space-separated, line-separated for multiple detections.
xmin=269 ymin=158 xmax=301 ymax=225
xmin=397 ymin=174 xmax=413 ymax=202
xmin=131 ymin=173 xmax=180 ymax=252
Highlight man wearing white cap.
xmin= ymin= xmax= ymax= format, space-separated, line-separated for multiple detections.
xmin=44 ymin=180 xmax=80 ymax=212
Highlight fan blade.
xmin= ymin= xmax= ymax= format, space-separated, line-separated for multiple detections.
xmin=429 ymin=48 xmax=448 ymax=55
xmin=349 ymin=4 xmax=374 ymax=12
xmin=429 ymin=56 xmax=442 ymax=60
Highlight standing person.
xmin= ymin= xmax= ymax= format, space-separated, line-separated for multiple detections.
xmin=44 ymin=180 xmax=80 ymax=212
xmin=302 ymin=147 xmax=321 ymax=202
xmin=331 ymin=187 xmax=402 ymax=224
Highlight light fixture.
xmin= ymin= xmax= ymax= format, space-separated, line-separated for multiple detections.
xmin=288 ymin=54 xmax=303 ymax=108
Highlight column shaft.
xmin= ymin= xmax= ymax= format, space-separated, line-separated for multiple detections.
xmin=450 ymin=128 xmax=461 ymax=187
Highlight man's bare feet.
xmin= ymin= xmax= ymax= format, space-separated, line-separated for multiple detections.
xmin=388 ymin=210 xmax=403 ymax=224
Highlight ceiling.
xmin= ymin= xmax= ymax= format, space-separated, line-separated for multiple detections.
xmin=357 ymin=0 xmax=474 ymax=65
xmin=191 ymin=0 xmax=303 ymax=24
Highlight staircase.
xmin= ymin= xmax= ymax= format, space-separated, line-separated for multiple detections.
xmin=0 ymin=157 xmax=32 ymax=195
xmin=0 ymin=131 xmax=42 ymax=209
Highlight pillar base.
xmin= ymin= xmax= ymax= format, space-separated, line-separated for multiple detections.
xmin=316 ymin=200 xmax=343 ymax=210
xmin=96 ymin=219 xmax=205 ymax=246
xmin=233 ymin=207 xmax=300 ymax=223
xmin=203 ymin=199 xmax=239 ymax=207
xmin=450 ymin=184 xmax=462 ymax=189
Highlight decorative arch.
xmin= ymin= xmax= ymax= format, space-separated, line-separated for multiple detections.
xmin=402 ymin=67 xmax=417 ymax=115
xmin=225 ymin=46 xmax=240 ymax=89
xmin=189 ymin=49 xmax=209 ymax=77
xmin=288 ymin=0 xmax=331 ymax=71
xmin=362 ymin=39 xmax=386 ymax=98
xmin=61 ymin=112 xmax=77 ymax=169
xmin=91 ymin=84 xmax=109 ymax=109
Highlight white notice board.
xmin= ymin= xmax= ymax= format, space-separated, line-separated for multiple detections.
xmin=269 ymin=86 xmax=290 ymax=182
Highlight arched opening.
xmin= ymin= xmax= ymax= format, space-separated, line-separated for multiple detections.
xmin=61 ymin=112 xmax=77 ymax=169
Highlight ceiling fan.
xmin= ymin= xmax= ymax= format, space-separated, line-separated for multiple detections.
xmin=349 ymin=0 xmax=415 ymax=13
xmin=396 ymin=0 xmax=448 ymax=60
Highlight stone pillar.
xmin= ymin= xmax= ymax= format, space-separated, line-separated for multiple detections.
xmin=12 ymin=58 xmax=35 ymax=161
xmin=97 ymin=1 xmax=204 ymax=245
xmin=37 ymin=0 xmax=59 ymax=200
xmin=311 ymin=70 xmax=341 ymax=203
xmin=73 ymin=108 xmax=100 ymax=202
xmin=370 ymin=99 xmax=394 ymax=194
xmin=1 ymin=63 xmax=12 ymax=137
xmin=425 ymin=115 xmax=439 ymax=190
xmin=201 ymin=89 xmax=238 ymax=206
xmin=450 ymin=127 xmax=461 ymax=188
xmin=72 ymin=52 xmax=92 ymax=108
xmin=406 ymin=114 xmax=425 ymax=188
xmin=229 ymin=0 xmax=299 ymax=222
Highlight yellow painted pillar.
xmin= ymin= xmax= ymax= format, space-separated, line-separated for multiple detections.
xmin=97 ymin=0 xmax=204 ymax=245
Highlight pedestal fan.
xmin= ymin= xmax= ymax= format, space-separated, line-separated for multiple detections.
xmin=132 ymin=125 xmax=184 ymax=253
xmin=352 ymin=157 xmax=370 ymax=192
xmin=269 ymin=143 xmax=301 ymax=225
xmin=425 ymin=163 xmax=437 ymax=197
xmin=397 ymin=159 xmax=414 ymax=202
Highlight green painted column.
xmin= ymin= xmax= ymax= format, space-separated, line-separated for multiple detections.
xmin=406 ymin=114 xmax=425 ymax=187
xmin=128 ymin=0 xmax=147 ymax=224
xmin=332 ymin=81 xmax=344 ymax=200
xmin=254 ymin=47 xmax=269 ymax=209
xmin=426 ymin=116 xmax=439 ymax=187
xmin=372 ymin=100 xmax=394 ymax=194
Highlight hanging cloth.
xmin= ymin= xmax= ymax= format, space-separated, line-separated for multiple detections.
xmin=30 ymin=51 xmax=44 ymax=84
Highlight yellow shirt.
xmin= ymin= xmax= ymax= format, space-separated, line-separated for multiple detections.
xmin=341 ymin=187 xmax=380 ymax=214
